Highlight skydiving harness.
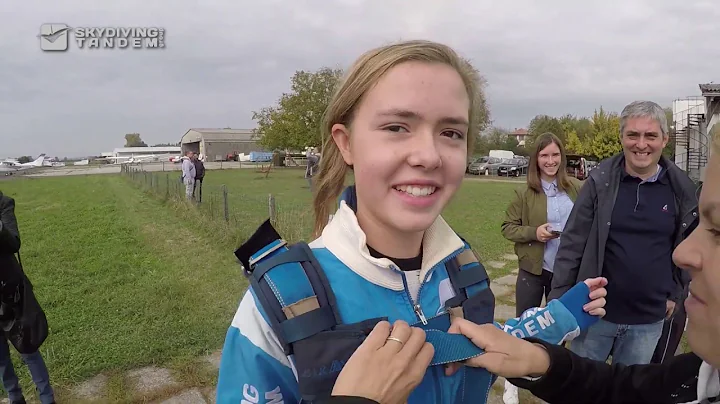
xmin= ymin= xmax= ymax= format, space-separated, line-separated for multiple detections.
xmin=235 ymin=211 xmax=496 ymax=402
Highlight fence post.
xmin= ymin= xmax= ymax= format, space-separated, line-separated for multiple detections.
xmin=222 ymin=185 xmax=229 ymax=222
xmin=268 ymin=193 xmax=276 ymax=224
xmin=166 ymin=174 xmax=170 ymax=198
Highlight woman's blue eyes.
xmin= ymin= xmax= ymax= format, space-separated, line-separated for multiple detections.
xmin=383 ymin=126 xmax=464 ymax=139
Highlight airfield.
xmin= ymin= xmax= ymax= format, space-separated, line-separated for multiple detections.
xmin=5 ymin=161 xmax=261 ymax=178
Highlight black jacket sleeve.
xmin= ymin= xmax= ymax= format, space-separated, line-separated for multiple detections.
xmin=547 ymin=178 xmax=597 ymax=301
xmin=509 ymin=338 xmax=703 ymax=404
xmin=0 ymin=195 xmax=21 ymax=254
xmin=319 ymin=397 xmax=378 ymax=404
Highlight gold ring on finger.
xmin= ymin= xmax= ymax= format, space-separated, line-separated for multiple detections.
xmin=386 ymin=336 xmax=404 ymax=345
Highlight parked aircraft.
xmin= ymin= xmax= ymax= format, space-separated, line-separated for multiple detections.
xmin=96 ymin=155 xmax=160 ymax=165
xmin=0 ymin=154 xmax=46 ymax=175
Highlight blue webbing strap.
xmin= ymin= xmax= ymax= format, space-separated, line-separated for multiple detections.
xmin=411 ymin=313 xmax=486 ymax=366
xmin=425 ymin=330 xmax=486 ymax=366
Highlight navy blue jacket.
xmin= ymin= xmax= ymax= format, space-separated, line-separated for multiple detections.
xmin=548 ymin=153 xmax=699 ymax=304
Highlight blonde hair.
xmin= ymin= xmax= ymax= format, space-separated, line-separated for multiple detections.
xmin=311 ymin=40 xmax=487 ymax=238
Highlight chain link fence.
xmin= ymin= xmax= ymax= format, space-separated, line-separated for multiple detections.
xmin=120 ymin=165 xmax=314 ymax=245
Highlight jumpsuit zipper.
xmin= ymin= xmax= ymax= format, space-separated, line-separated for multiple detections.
xmin=392 ymin=246 xmax=465 ymax=402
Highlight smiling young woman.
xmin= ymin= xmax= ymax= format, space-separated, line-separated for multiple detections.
xmin=499 ymin=132 xmax=583 ymax=403
xmin=216 ymin=40 xmax=608 ymax=404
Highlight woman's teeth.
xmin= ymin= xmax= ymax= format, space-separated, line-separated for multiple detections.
xmin=393 ymin=185 xmax=437 ymax=197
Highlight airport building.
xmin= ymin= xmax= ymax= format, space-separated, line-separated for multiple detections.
xmin=673 ymin=82 xmax=720 ymax=183
xmin=180 ymin=128 xmax=265 ymax=162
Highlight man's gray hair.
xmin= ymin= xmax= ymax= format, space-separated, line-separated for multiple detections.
xmin=619 ymin=100 xmax=669 ymax=137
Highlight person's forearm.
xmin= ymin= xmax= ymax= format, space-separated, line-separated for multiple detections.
xmin=510 ymin=339 xmax=702 ymax=404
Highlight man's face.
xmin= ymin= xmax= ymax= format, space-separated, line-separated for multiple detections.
xmin=621 ymin=116 xmax=668 ymax=174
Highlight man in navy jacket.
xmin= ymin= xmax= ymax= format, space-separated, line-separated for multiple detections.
xmin=547 ymin=100 xmax=699 ymax=366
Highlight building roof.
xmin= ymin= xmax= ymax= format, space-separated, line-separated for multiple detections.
xmin=187 ymin=128 xmax=256 ymax=142
xmin=510 ymin=128 xmax=528 ymax=136
xmin=699 ymin=83 xmax=720 ymax=94
xmin=113 ymin=146 xmax=181 ymax=154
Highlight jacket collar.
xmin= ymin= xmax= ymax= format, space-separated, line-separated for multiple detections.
xmin=591 ymin=153 xmax=699 ymax=215
xmin=313 ymin=188 xmax=465 ymax=291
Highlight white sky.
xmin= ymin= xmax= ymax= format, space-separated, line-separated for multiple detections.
xmin=2 ymin=0 xmax=718 ymax=158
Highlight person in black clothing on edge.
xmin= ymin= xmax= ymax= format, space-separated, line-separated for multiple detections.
xmin=0 ymin=191 xmax=55 ymax=404
xmin=320 ymin=130 xmax=720 ymax=403
xmin=192 ymin=153 xmax=205 ymax=203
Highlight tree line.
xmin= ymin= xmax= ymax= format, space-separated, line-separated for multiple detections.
xmin=251 ymin=66 xmax=676 ymax=161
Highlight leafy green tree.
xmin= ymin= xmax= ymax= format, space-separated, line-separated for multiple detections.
xmin=588 ymin=107 xmax=622 ymax=159
xmin=527 ymin=115 xmax=566 ymax=149
xmin=252 ymin=67 xmax=343 ymax=151
xmin=565 ymin=130 xmax=585 ymax=154
xmin=124 ymin=133 xmax=147 ymax=147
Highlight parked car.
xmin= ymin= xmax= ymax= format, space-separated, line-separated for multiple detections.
xmin=496 ymin=158 xmax=528 ymax=177
xmin=466 ymin=156 xmax=488 ymax=173
xmin=468 ymin=156 xmax=504 ymax=175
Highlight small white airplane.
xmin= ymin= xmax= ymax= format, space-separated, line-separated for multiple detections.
xmin=96 ymin=155 xmax=159 ymax=165
xmin=0 ymin=154 xmax=46 ymax=175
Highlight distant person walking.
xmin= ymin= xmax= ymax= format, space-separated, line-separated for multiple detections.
xmin=192 ymin=154 xmax=205 ymax=203
xmin=181 ymin=151 xmax=196 ymax=201
xmin=0 ymin=191 xmax=55 ymax=404
xmin=305 ymin=147 xmax=319 ymax=191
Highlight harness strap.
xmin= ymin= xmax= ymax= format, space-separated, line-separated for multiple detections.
xmin=410 ymin=312 xmax=486 ymax=366
xmin=235 ymin=219 xmax=341 ymax=355
xmin=425 ymin=330 xmax=486 ymax=366
xmin=444 ymin=248 xmax=491 ymax=310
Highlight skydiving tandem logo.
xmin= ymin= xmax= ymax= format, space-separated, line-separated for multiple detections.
xmin=39 ymin=23 xmax=166 ymax=51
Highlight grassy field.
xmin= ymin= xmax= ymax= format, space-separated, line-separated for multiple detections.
xmin=129 ymin=167 xmax=523 ymax=269
xmin=0 ymin=169 xmax=522 ymax=400
xmin=0 ymin=175 xmax=246 ymax=400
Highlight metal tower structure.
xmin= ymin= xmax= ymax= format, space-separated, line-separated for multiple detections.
xmin=672 ymin=96 xmax=708 ymax=183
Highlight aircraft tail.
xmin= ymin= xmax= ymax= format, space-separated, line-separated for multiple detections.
xmin=31 ymin=154 xmax=46 ymax=166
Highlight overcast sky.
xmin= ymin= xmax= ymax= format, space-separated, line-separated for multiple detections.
xmin=2 ymin=0 xmax=718 ymax=158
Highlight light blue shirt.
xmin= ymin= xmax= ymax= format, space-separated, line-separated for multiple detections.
xmin=542 ymin=179 xmax=575 ymax=273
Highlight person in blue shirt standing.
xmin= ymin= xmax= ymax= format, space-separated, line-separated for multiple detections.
xmin=216 ymin=39 xmax=608 ymax=404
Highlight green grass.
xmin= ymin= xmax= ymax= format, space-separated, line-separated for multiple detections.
xmin=0 ymin=175 xmax=246 ymax=400
xmin=142 ymin=167 xmax=521 ymax=269
xmin=0 ymin=169 xmax=522 ymax=401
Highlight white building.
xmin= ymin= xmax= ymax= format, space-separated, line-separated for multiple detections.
xmin=673 ymin=83 xmax=720 ymax=183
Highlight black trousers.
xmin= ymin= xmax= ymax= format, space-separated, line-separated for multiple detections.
xmin=651 ymin=289 xmax=688 ymax=364
xmin=515 ymin=268 xmax=554 ymax=317
xmin=193 ymin=178 xmax=203 ymax=202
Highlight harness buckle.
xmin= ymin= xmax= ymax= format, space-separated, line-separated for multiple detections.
xmin=248 ymin=239 xmax=287 ymax=269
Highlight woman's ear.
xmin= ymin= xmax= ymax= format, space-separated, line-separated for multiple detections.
xmin=331 ymin=123 xmax=353 ymax=166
